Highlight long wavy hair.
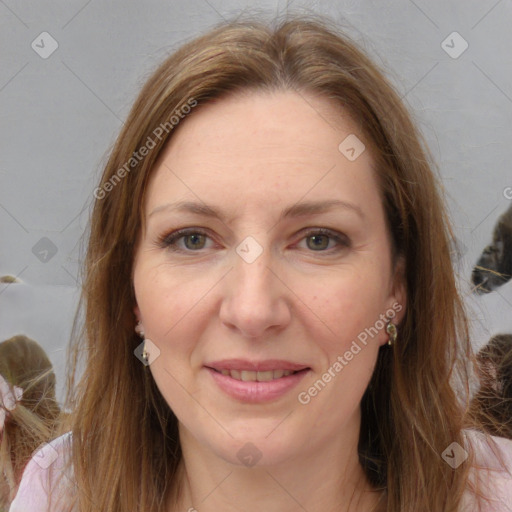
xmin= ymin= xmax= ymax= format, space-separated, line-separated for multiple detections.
xmin=61 ymin=14 xmax=500 ymax=511
xmin=0 ymin=335 xmax=61 ymax=509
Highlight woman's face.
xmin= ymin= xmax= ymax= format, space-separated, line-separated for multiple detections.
xmin=133 ymin=90 xmax=405 ymax=467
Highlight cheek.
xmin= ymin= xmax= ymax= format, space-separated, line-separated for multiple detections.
xmin=134 ymin=264 xmax=209 ymax=411
xmin=296 ymin=275 xmax=385 ymax=423
xmin=134 ymin=262 xmax=212 ymax=345
xmin=299 ymin=268 xmax=390 ymax=353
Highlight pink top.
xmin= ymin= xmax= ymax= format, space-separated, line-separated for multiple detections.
xmin=9 ymin=432 xmax=75 ymax=512
xmin=9 ymin=430 xmax=512 ymax=511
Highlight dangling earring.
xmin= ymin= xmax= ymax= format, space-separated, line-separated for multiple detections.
xmin=142 ymin=342 xmax=150 ymax=364
xmin=135 ymin=321 xmax=149 ymax=364
xmin=386 ymin=321 xmax=397 ymax=346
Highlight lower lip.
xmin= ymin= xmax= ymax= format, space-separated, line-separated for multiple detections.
xmin=206 ymin=367 xmax=310 ymax=403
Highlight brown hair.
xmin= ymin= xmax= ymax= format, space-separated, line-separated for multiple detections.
xmin=0 ymin=334 xmax=61 ymax=508
xmin=468 ymin=334 xmax=512 ymax=439
xmin=63 ymin=14 xmax=499 ymax=511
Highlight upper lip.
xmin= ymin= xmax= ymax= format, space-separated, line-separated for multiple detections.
xmin=205 ymin=359 xmax=310 ymax=372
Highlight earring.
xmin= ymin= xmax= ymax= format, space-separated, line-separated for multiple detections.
xmin=386 ymin=321 xmax=397 ymax=346
xmin=135 ymin=321 xmax=149 ymax=364
xmin=135 ymin=321 xmax=145 ymax=338
xmin=142 ymin=341 xmax=150 ymax=364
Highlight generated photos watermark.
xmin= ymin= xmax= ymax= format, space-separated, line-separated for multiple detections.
xmin=297 ymin=301 xmax=403 ymax=405
xmin=93 ymin=97 xmax=198 ymax=200
xmin=441 ymin=442 xmax=468 ymax=469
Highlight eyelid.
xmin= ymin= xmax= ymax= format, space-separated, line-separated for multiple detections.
xmin=157 ymin=227 xmax=214 ymax=251
xmin=157 ymin=226 xmax=350 ymax=253
xmin=294 ymin=227 xmax=350 ymax=252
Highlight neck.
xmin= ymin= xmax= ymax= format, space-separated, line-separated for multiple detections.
xmin=170 ymin=423 xmax=385 ymax=512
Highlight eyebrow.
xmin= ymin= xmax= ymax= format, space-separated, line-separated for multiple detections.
xmin=149 ymin=199 xmax=364 ymax=223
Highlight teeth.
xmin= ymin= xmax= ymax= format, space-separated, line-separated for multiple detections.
xmin=240 ymin=370 xmax=257 ymax=381
xmin=218 ymin=369 xmax=298 ymax=381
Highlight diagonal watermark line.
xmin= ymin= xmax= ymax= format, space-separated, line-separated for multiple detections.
xmin=293 ymin=89 xmax=341 ymax=134
xmin=0 ymin=62 xmax=29 ymax=93
xmin=199 ymin=471 xmax=233 ymax=504
xmin=408 ymin=0 xmax=439 ymax=29
xmin=0 ymin=265 xmax=28 ymax=295
xmin=61 ymin=60 xmax=125 ymax=124
xmin=264 ymin=410 xmax=294 ymax=439
xmin=266 ymin=164 xmax=337 ymax=234
xmin=0 ymin=0 xmax=29 ymax=28
xmin=470 ymin=204 xmax=498 ymax=233
xmin=200 ymin=0 xmax=227 ymax=21
xmin=161 ymin=162 xmax=237 ymax=239
xmin=61 ymin=265 xmax=79 ymax=286
xmin=61 ymin=467 xmax=102 ymax=512
xmin=471 ymin=0 xmax=504 ymax=30
xmin=163 ymin=366 xmax=235 ymax=438
xmin=264 ymin=470 xmax=310 ymax=511
xmin=495 ymin=288 xmax=512 ymax=308
xmin=62 ymin=0 xmax=93 ymax=29
xmin=400 ymin=62 xmax=439 ymax=100
xmin=472 ymin=61 xmax=512 ymax=106
xmin=163 ymin=267 xmax=234 ymax=337
xmin=59 ymin=198 xmax=92 ymax=233
xmin=0 ymin=203 xmax=29 ymax=233
xmin=266 ymin=266 xmax=338 ymax=338
xmin=378 ymin=62 xmax=439 ymax=124
xmin=286 ymin=0 xmax=298 ymax=12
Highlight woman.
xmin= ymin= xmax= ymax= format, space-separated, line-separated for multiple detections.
xmin=0 ymin=335 xmax=61 ymax=510
xmin=10 ymin=14 xmax=512 ymax=512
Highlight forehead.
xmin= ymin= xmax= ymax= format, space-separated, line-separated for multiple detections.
xmin=145 ymin=90 xmax=379 ymax=219
xmin=160 ymin=89 xmax=361 ymax=161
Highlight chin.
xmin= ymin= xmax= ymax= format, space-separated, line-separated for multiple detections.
xmin=220 ymin=437 xmax=302 ymax=468
xmin=191 ymin=421 xmax=307 ymax=468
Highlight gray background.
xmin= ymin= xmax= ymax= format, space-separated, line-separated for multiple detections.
xmin=1 ymin=0 xmax=511 ymax=405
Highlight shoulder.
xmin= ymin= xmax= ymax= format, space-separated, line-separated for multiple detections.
xmin=460 ymin=429 xmax=512 ymax=511
xmin=466 ymin=429 xmax=512 ymax=468
xmin=9 ymin=431 xmax=75 ymax=512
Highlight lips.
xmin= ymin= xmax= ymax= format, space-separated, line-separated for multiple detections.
xmin=204 ymin=359 xmax=311 ymax=402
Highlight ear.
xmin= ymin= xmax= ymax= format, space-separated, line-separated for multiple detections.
xmin=387 ymin=255 xmax=407 ymax=325
xmin=134 ymin=305 xmax=141 ymax=323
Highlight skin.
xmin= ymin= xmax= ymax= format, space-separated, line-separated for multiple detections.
xmin=132 ymin=90 xmax=406 ymax=512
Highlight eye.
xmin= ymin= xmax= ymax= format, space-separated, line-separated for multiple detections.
xmin=157 ymin=228 xmax=214 ymax=252
xmin=157 ymin=227 xmax=350 ymax=254
xmin=297 ymin=228 xmax=350 ymax=253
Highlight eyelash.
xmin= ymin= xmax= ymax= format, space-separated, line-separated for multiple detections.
xmin=157 ymin=227 xmax=350 ymax=254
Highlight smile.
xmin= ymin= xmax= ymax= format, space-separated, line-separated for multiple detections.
xmin=204 ymin=360 xmax=311 ymax=403
xmin=213 ymin=368 xmax=300 ymax=381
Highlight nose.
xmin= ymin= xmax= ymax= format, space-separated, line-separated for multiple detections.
xmin=218 ymin=248 xmax=291 ymax=339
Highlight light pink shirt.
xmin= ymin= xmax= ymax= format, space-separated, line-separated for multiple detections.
xmin=9 ymin=432 xmax=75 ymax=512
xmin=9 ymin=430 xmax=512 ymax=511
